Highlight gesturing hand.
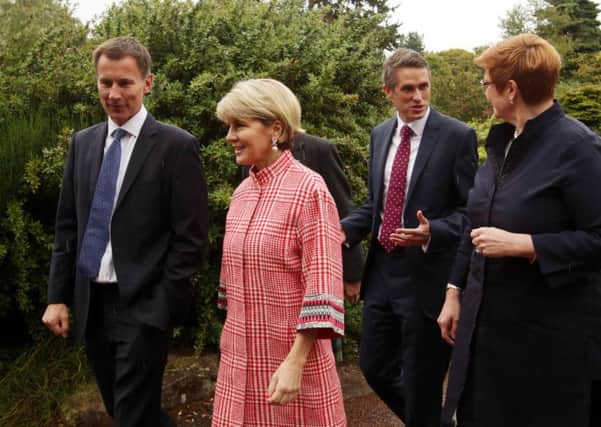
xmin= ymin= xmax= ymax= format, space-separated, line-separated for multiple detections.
xmin=390 ymin=210 xmax=431 ymax=247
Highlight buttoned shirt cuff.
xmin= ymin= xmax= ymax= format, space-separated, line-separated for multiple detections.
xmin=446 ymin=283 xmax=463 ymax=292
xmin=421 ymin=236 xmax=431 ymax=253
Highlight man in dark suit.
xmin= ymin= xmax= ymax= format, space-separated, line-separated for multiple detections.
xmin=242 ymin=132 xmax=365 ymax=301
xmin=42 ymin=37 xmax=208 ymax=427
xmin=341 ymin=48 xmax=478 ymax=427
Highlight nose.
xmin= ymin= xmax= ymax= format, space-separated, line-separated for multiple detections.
xmin=412 ymin=89 xmax=423 ymax=102
xmin=226 ymin=126 xmax=237 ymax=142
xmin=108 ymin=83 xmax=122 ymax=100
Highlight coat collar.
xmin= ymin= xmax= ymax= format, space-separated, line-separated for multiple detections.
xmin=485 ymin=101 xmax=564 ymax=176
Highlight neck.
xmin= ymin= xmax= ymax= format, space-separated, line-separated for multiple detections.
xmin=511 ymin=98 xmax=554 ymax=136
xmin=254 ymin=149 xmax=283 ymax=170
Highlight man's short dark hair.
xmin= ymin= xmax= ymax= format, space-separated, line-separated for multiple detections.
xmin=93 ymin=36 xmax=152 ymax=77
xmin=382 ymin=48 xmax=430 ymax=90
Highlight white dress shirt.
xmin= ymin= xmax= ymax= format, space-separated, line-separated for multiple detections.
xmin=95 ymin=105 xmax=148 ymax=283
xmin=379 ymin=107 xmax=431 ymax=236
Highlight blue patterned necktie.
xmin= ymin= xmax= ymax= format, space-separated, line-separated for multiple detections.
xmin=78 ymin=128 xmax=127 ymax=278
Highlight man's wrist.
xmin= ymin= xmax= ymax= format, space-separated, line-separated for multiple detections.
xmin=446 ymin=283 xmax=462 ymax=293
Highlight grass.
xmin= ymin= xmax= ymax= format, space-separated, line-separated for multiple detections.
xmin=0 ymin=336 xmax=91 ymax=427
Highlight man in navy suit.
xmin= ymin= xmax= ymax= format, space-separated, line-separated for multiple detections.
xmin=341 ymin=48 xmax=478 ymax=427
xmin=42 ymin=37 xmax=208 ymax=426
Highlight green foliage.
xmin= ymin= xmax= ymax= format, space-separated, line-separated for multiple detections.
xmin=558 ymin=82 xmax=601 ymax=132
xmin=499 ymin=2 xmax=537 ymax=37
xmin=0 ymin=337 xmax=90 ymax=427
xmin=427 ymin=50 xmax=490 ymax=122
xmin=87 ymin=0 xmax=396 ymax=350
xmin=399 ymin=31 xmax=425 ymax=53
xmin=0 ymin=128 xmax=70 ymax=337
xmin=0 ymin=0 xmax=96 ymax=118
xmin=0 ymin=111 xmax=61 ymax=211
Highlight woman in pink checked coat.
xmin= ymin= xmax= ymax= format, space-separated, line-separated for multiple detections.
xmin=212 ymin=79 xmax=346 ymax=427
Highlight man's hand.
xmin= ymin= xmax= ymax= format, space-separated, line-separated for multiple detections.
xmin=344 ymin=281 xmax=361 ymax=304
xmin=437 ymin=288 xmax=461 ymax=345
xmin=267 ymin=358 xmax=303 ymax=405
xmin=339 ymin=227 xmax=347 ymax=245
xmin=390 ymin=210 xmax=431 ymax=247
xmin=471 ymin=227 xmax=535 ymax=259
xmin=42 ymin=304 xmax=70 ymax=338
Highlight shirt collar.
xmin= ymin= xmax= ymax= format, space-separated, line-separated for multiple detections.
xmin=107 ymin=105 xmax=148 ymax=139
xmin=396 ymin=107 xmax=430 ymax=137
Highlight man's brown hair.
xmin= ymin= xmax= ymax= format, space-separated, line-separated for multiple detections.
xmin=93 ymin=36 xmax=152 ymax=77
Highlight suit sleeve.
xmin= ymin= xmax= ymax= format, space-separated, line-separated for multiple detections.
xmin=341 ymin=130 xmax=377 ymax=246
xmin=315 ymin=142 xmax=365 ymax=282
xmin=532 ymin=134 xmax=601 ymax=288
xmin=427 ymin=127 xmax=478 ymax=252
xmin=47 ymin=134 xmax=78 ymax=305
xmin=163 ymin=136 xmax=209 ymax=321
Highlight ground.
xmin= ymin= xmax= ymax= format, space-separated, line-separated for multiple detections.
xmin=68 ymin=351 xmax=404 ymax=427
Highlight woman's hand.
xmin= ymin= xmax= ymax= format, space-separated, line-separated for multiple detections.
xmin=471 ymin=227 xmax=535 ymax=260
xmin=267 ymin=329 xmax=318 ymax=405
xmin=267 ymin=358 xmax=304 ymax=405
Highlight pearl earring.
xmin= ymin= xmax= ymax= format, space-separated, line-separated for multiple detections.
xmin=272 ymin=136 xmax=279 ymax=151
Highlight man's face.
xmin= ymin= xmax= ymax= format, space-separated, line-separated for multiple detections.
xmin=96 ymin=55 xmax=153 ymax=126
xmin=383 ymin=67 xmax=431 ymax=123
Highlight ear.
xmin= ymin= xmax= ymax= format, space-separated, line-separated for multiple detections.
xmin=143 ymin=73 xmax=154 ymax=95
xmin=383 ymin=84 xmax=393 ymax=99
xmin=506 ymin=79 xmax=519 ymax=97
xmin=271 ymin=120 xmax=284 ymax=139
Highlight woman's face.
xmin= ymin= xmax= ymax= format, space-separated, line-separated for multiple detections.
xmin=225 ymin=118 xmax=281 ymax=169
xmin=483 ymin=69 xmax=513 ymax=121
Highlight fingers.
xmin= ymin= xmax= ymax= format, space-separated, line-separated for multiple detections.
xmin=416 ymin=209 xmax=429 ymax=225
xmin=344 ymin=281 xmax=361 ymax=304
xmin=268 ymin=373 xmax=277 ymax=397
xmin=267 ymin=382 xmax=298 ymax=405
xmin=339 ymin=228 xmax=347 ymax=245
xmin=438 ymin=317 xmax=455 ymax=346
xmin=450 ymin=317 xmax=458 ymax=343
xmin=42 ymin=304 xmax=70 ymax=338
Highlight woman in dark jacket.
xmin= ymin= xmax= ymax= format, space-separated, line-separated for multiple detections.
xmin=438 ymin=34 xmax=601 ymax=427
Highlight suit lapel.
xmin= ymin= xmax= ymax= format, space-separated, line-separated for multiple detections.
xmin=406 ymin=109 xmax=441 ymax=203
xmin=114 ymin=115 xmax=159 ymax=210
xmin=374 ymin=118 xmax=397 ymax=211
xmin=87 ymin=123 xmax=108 ymax=198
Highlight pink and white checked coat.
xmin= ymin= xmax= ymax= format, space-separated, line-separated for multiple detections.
xmin=213 ymin=151 xmax=346 ymax=426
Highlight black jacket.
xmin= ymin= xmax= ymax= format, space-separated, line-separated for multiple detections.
xmin=48 ymin=114 xmax=209 ymax=341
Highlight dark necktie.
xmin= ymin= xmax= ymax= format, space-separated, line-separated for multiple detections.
xmin=78 ymin=128 xmax=127 ymax=278
xmin=379 ymin=124 xmax=413 ymax=252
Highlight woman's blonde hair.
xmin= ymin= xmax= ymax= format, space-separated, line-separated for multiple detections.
xmin=216 ymin=78 xmax=303 ymax=149
xmin=474 ymin=34 xmax=561 ymax=105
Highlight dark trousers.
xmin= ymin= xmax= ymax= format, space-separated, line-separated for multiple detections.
xmin=456 ymin=371 xmax=601 ymax=427
xmin=359 ymin=245 xmax=450 ymax=427
xmin=85 ymin=283 xmax=174 ymax=427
